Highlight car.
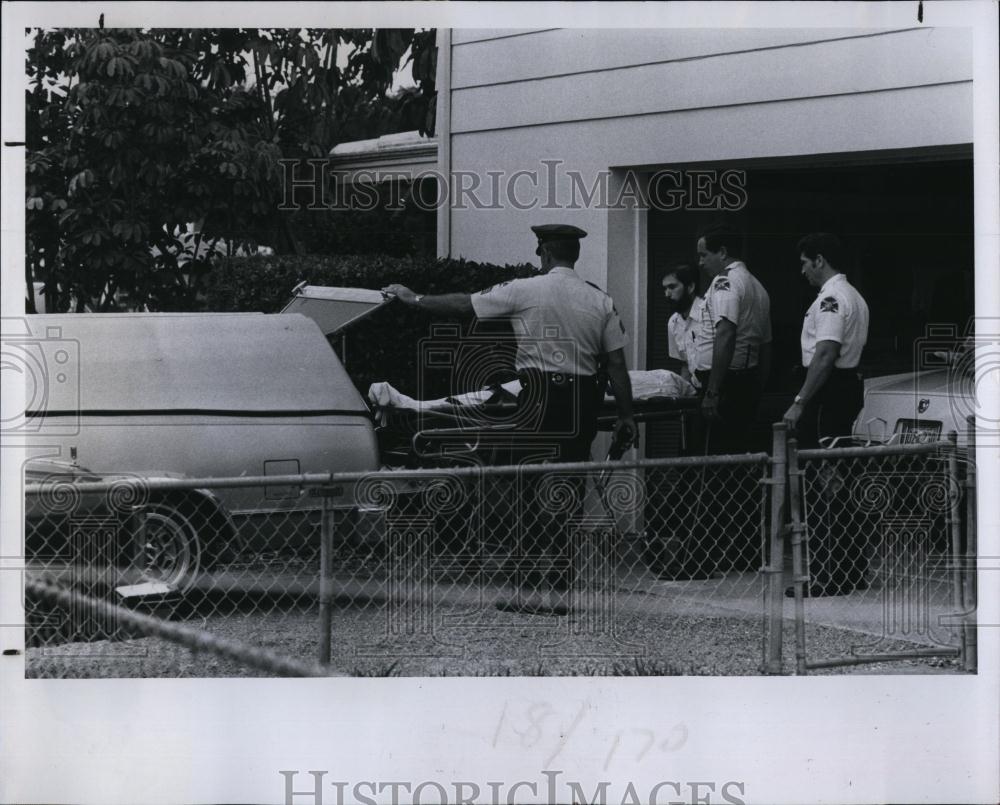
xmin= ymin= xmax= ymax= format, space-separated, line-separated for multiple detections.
xmin=852 ymin=360 xmax=975 ymax=447
xmin=24 ymin=458 xmax=237 ymax=594
xmin=21 ymin=305 xmax=382 ymax=538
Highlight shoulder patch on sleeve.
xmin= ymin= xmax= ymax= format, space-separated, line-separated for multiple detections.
xmin=713 ymin=277 xmax=731 ymax=292
xmin=819 ymin=296 xmax=839 ymax=313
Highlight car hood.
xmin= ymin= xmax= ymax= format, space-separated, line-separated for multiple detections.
xmin=867 ymin=369 xmax=955 ymax=396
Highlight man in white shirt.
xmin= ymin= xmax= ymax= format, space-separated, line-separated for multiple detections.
xmin=782 ymin=232 xmax=870 ymax=449
xmin=663 ymin=263 xmax=712 ymax=387
xmin=696 ymin=227 xmax=772 ymax=454
xmin=662 ymin=262 xmax=713 ymax=460
xmin=384 ymin=224 xmax=635 ymax=461
xmin=782 ymin=232 xmax=870 ymax=598
xmin=646 ymin=262 xmax=721 ymax=578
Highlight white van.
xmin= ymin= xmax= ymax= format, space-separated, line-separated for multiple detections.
xmin=23 ymin=308 xmax=382 ymax=549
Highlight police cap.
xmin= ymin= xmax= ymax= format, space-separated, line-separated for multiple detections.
xmin=532 ymin=224 xmax=587 ymax=255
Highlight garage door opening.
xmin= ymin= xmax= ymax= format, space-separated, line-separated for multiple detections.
xmin=645 ymin=154 xmax=973 ymax=456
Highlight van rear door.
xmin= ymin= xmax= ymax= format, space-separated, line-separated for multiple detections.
xmin=280 ymin=284 xmax=391 ymax=337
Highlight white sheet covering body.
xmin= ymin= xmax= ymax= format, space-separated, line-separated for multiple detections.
xmin=367 ymin=369 xmax=696 ymax=420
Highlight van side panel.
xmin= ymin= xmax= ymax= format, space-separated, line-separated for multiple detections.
xmin=24 ymin=314 xmax=382 ymax=516
xmin=27 ymin=313 xmax=370 ymax=415
xmin=32 ymin=415 xmax=379 ymax=513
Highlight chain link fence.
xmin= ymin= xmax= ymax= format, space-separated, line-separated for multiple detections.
xmin=20 ymin=430 xmax=978 ymax=677
xmin=24 ymin=471 xmax=341 ymax=677
xmin=25 ymin=576 xmax=337 ymax=678
xmin=786 ymin=436 xmax=974 ymax=673
xmin=23 ymin=454 xmax=770 ymax=678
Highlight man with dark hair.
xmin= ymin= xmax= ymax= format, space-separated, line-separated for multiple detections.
xmin=695 ymin=226 xmax=772 ymax=453
xmin=384 ymin=224 xmax=636 ymax=613
xmin=542 ymin=236 xmax=581 ymax=266
xmin=663 ymin=263 xmax=711 ymax=390
xmin=783 ymin=232 xmax=869 ymax=448
xmin=783 ymin=232 xmax=870 ymax=597
xmin=645 ymin=263 xmax=720 ymax=578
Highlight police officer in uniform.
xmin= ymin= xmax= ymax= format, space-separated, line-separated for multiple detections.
xmin=693 ymin=227 xmax=772 ymax=572
xmin=696 ymin=227 xmax=772 ymax=455
xmin=383 ymin=224 xmax=636 ymax=456
xmin=783 ymin=233 xmax=869 ymax=449
xmin=384 ymin=224 xmax=636 ymax=612
xmin=783 ymin=232 xmax=870 ymax=596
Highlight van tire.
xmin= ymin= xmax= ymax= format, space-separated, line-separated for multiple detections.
xmin=139 ymin=501 xmax=204 ymax=592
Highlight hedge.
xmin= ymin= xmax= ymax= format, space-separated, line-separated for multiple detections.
xmin=203 ymin=254 xmax=537 ymax=399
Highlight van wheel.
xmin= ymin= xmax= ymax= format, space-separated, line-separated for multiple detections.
xmin=140 ymin=502 xmax=203 ymax=591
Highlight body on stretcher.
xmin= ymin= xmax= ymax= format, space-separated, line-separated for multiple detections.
xmin=367 ymin=369 xmax=699 ymax=466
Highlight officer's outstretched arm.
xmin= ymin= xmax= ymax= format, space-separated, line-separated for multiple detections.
xmin=412 ymin=293 xmax=474 ymax=317
xmin=382 ymin=284 xmax=474 ymax=317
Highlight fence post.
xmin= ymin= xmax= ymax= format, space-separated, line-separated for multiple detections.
xmin=964 ymin=416 xmax=978 ymax=673
xmin=764 ymin=423 xmax=788 ymax=674
xmin=945 ymin=432 xmax=965 ymax=659
xmin=318 ymin=494 xmax=335 ymax=666
xmin=786 ymin=436 xmax=808 ymax=675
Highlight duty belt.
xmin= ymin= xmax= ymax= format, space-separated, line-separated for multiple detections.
xmin=518 ymin=369 xmax=598 ymax=388
xmin=695 ymin=366 xmax=758 ymax=382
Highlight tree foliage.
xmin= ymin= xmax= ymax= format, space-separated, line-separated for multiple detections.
xmin=26 ymin=27 xmax=436 ymax=313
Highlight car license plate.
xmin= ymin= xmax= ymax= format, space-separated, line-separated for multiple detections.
xmin=895 ymin=418 xmax=942 ymax=444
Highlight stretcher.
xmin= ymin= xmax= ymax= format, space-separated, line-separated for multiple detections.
xmin=367 ymin=369 xmax=700 ymax=467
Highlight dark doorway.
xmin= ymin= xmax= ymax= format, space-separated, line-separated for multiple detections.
xmin=645 ymin=155 xmax=974 ymax=456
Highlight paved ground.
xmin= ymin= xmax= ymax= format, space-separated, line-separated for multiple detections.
xmin=148 ymin=557 xmax=969 ymax=656
xmin=26 ymin=556 xmax=969 ymax=677
xmin=643 ymin=570 xmax=963 ymax=648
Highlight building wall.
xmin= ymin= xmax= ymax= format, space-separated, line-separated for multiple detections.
xmin=439 ymin=27 xmax=973 ymax=364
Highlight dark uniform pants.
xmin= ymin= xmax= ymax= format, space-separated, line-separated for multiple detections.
xmin=679 ymin=367 xmax=762 ymax=572
xmin=796 ymin=367 xmax=868 ymax=593
xmin=694 ymin=367 xmax=762 ymax=455
xmin=645 ymin=369 xmax=759 ymax=579
xmin=514 ymin=370 xmax=601 ymax=591
xmin=514 ymin=370 xmax=601 ymax=463
xmin=795 ymin=367 xmax=863 ymax=450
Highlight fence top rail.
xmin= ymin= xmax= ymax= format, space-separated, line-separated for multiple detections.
xmin=24 ymin=451 xmax=770 ymax=496
xmin=796 ymin=439 xmax=957 ymax=462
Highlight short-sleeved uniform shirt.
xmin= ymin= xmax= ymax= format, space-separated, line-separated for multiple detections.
xmin=701 ymin=261 xmax=772 ymax=370
xmin=471 ymin=266 xmax=628 ymax=376
xmin=801 ymin=272 xmax=869 ymax=368
xmin=667 ymin=295 xmax=712 ymax=382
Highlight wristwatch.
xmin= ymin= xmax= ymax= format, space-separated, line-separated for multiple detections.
xmin=794 ymin=394 xmax=805 ymax=405
xmin=414 ymin=295 xmax=424 ymax=305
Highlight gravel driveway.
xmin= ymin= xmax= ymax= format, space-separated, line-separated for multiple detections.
xmin=26 ymin=564 xmax=966 ymax=678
